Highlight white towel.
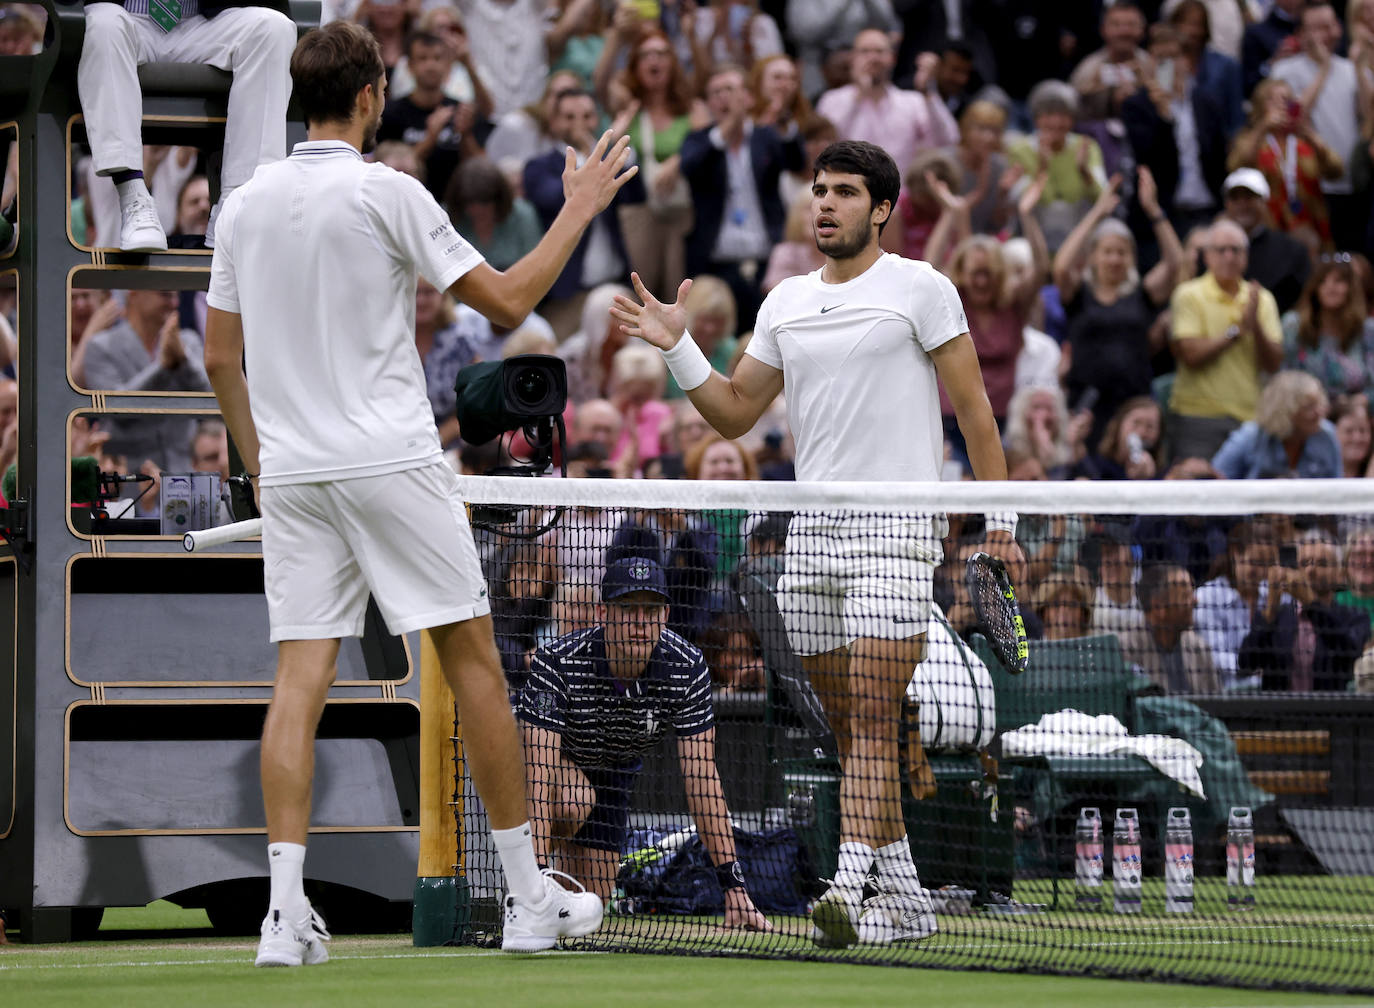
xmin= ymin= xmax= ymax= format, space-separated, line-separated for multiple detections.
xmin=1000 ymin=709 xmax=1205 ymax=798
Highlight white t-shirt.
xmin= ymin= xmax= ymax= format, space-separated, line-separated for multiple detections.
xmin=207 ymin=141 xmax=484 ymax=486
xmin=745 ymin=253 xmax=966 ymax=483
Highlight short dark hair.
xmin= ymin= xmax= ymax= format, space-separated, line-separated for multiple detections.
xmin=290 ymin=22 xmax=386 ymax=128
xmin=404 ymin=29 xmax=446 ymax=60
xmin=444 ymin=157 xmax=515 ymax=220
xmin=1136 ymin=562 xmax=1190 ymax=612
xmin=940 ymin=39 xmax=975 ymax=62
xmin=812 ymin=140 xmax=900 ymax=233
xmin=552 ymin=87 xmax=596 ymax=114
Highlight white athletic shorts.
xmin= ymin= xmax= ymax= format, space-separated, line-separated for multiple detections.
xmin=261 ymin=462 xmax=490 ymax=641
xmin=777 ymin=513 xmax=941 ymax=657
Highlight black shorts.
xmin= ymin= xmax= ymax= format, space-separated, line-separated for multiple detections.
xmin=569 ymin=764 xmax=641 ymax=852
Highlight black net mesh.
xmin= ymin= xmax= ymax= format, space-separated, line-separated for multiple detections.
xmin=436 ymin=479 xmax=1374 ymax=994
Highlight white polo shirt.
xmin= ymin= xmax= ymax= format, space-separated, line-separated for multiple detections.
xmin=745 ymin=253 xmax=966 ymax=483
xmin=207 ymin=140 xmax=484 ymax=485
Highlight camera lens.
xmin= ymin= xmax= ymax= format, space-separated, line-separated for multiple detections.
xmin=513 ymin=368 xmax=549 ymax=408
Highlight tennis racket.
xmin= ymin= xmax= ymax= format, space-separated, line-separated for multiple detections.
xmin=965 ymin=551 xmax=1029 ymax=675
xmin=183 ymin=518 xmax=263 ymax=552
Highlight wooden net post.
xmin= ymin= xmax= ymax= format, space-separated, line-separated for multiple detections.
xmin=412 ymin=629 xmax=470 ymax=945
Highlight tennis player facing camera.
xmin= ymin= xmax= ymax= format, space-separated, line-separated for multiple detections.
xmin=612 ymin=139 xmax=1024 ymax=948
xmin=203 ymin=21 xmax=638 ymax=966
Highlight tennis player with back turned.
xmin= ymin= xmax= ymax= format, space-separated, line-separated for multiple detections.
xmin=204 ymin=21 xmax=638 ymax=965
xmin=611 ymin=139 xmax=1025 ymax=948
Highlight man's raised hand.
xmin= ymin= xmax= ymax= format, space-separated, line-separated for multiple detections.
xmin=562 ymin=128 xmax=639 ymax=214
xmin=610 ymin=273 xmax=692 ymax=352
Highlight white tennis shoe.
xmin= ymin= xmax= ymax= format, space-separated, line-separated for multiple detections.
xmin=117 ymin=184 xmax=167 ymax=253
xmin=254 ymin=906 xmax=331 ymax=967
xmin=501 ymin=868 xmax=604 ymax=952
xmin=856 ymin=890 xmax=939 ymax=945
xmin=810 ymin=883 xmax=862 ymax=948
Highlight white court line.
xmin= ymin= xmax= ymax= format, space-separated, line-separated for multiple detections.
xmin=0 ymin=948 xmax=608 ymax=972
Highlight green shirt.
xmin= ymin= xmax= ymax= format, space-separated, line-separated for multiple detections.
xmin=1335 ymin=589 xmax=1374 ymax=630
xmin=453 ymin=198 xmax=543 ymax=273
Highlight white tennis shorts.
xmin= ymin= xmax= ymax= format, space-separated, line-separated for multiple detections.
xmin=777 ymin=513 xmax=941 ymax=656
xmin=261 ymin=462 xmax=489 ymax=641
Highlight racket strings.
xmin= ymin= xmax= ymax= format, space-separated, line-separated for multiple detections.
xmin=971 ymin=566 xmax=1017 ymax=641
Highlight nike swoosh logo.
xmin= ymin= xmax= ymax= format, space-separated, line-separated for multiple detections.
xmin=820 ymin=305 xmax=841 ymax=314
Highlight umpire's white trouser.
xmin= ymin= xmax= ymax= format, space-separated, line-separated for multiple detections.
xmin=77 ymin=3 xmax=294 ymax=189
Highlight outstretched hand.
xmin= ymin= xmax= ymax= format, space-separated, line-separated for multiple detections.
xmin=562 ymin=129 xmax=640 ymax=215
xmin=610 ymin=273 xmax=692 ymax=352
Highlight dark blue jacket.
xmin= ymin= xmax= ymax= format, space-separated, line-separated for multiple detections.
xmin=523 ymin=148 xmax=645 ymax=301
xmin=679 ymin=123 xmax=801 ymax=275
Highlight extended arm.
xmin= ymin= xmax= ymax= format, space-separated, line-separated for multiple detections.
xmin=611 ymin=275 xmax=784 ymax=439
xmin=677 ymin=729 xmax=771 ymax=931
xmin=450 ymin=131 xmax=638 ymax=328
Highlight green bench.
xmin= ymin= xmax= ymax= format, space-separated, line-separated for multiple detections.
xmin=971 ymin=632 xmax=1178 ymax=905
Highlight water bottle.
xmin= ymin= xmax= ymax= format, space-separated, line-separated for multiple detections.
xmin=1226 ymin=806 xmax=1256 ymax=910
xmin=1112 ymin=808 xmax=1142 ymax=914
xmin=1164 ymin=807 xmax=1194 ymax=913
xmin=1074 ymin=807 xmax=1104 ymax=907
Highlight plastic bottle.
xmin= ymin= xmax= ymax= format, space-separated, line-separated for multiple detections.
xmin=1074 ymin=807 xmax=1104 ymax=907
xmin=1226 ymin=806 xmax=1256 ymax=910
xmin=1164 ymin=807 xmax=1194 ymax=913
xmin=1112 ymin=807 xmax=1142 ymax=913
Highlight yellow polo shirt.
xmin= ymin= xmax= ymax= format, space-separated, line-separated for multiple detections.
xmin=1168 ymin=273 xmax=1282 ymax=422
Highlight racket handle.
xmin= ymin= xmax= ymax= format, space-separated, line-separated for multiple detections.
xmin=183 ymin=518 xmax=263 ymax=552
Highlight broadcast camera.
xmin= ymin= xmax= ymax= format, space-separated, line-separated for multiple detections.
xmin=453 ymin=355 xmax=569 ymax=531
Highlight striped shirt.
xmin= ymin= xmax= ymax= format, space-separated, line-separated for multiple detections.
xmin=516 ymin=626 xmax=714 ymax=768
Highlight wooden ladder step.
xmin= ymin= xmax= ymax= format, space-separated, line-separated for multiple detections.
xmin=1248 ymin=769 xmax=1330 ymax=795
xmin=1232 ymin=730 xmax=1330 ymax=756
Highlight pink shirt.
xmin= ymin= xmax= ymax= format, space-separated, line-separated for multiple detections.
xmin=814 ymin=84 xmax=959 ymax=177
xmin=939 ymin=305 xmax=1022 ymax=418
xmin=612 ymin=399 xmax=672 ymax=463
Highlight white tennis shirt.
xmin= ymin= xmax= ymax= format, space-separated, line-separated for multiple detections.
xmin=207 ymin=141 xmax=484 ymax=485
xmin=745 ymin=252 xmax=967 ymax=483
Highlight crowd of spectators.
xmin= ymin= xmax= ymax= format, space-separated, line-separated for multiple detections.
xmin=7 ymin=0 xmax=1374 ymax=695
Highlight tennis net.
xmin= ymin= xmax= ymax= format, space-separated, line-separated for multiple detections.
xmin=423 ymin=474 xmax=1374 ymax=994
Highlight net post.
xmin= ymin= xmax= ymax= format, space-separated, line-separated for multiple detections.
xmin=412 ymin=628 xmax=470 ymax=946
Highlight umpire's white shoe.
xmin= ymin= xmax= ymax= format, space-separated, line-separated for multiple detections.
xmin=116 ymin=183 xmax=167 ymax=253
xmin=501 ymin=869 xmax=604 ymax=952
xmin=254 ymin=906 xmax=331 ymax=967
xmin=810 ymin=883 xmax=862 ymax=948
xmin=856 ymin=890 xmax=939 ymax=945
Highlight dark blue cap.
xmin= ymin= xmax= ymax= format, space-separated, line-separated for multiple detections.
xmin=601 ymin=556 xmax=670 ymax=604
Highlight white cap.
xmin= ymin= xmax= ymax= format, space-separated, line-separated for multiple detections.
xmin=1223 ymin=168 xmax=1271 ymax=200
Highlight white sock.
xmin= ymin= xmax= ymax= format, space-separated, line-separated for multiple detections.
xmin=832 ymin=840 xmax=876 ymax=891
xmin=491 ymin=822 xmax=545 ymax=904
xmin=875 ymin=836 xmax=922 ymax=889
xmin=267 ymin=842 xmax=308 ymax=916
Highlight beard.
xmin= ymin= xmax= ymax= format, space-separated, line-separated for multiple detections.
xmin=361 ymin=111 xmax=382 ymax=155
xmin=815 ymin=221 xmax=873 ymax=260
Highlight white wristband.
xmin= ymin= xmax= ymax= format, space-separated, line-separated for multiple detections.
xmin=986 ymin=511 xmax=1018 ymax=537
xmin=661 ymin=330 xmax=712 ymax=392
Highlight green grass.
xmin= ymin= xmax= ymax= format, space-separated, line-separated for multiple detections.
xmin=4 ymin=930 xmax=1374 ymax=1008
xmin=1 ymin=883 xmax=1370 ymax=1008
